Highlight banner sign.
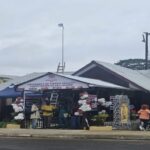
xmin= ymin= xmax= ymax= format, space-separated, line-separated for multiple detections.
xmin=18 ymin=74 xmax=89 ymax=91
xmin=113 ymin=95 xmax=130 ymax=129
xmin=120 ymin=103 xmax=129 ymax=123
xmin=88 ymin=94 xmax=98 ymax=110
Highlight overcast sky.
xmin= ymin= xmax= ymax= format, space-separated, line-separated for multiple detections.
xmin=0 ymin=0 xmax=149 ymax=75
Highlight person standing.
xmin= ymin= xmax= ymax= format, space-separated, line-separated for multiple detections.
xmin=58 ymin=105 xmax=68 ymax=128
xmin=138 ymin=104 xmax=150 ymax=130
xmin=41 ymin=99 xmax=56 ymax=128
xmin=30 ymin=102 xmax=40 ymax=129
xmin=78 ymin=91 xmax=91 ymax=130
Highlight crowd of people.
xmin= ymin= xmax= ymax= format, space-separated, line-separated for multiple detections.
xmin=29 ymin=102 xmax=150 ymax=130
xmin=10 ymin=97 xmax=56 ymax=129
xmin=10 ymin=92 xmax=100 ymax=129
xmin=30 ymin=99 xmax=56 ymax=129
xmin=9 ymin=95 xmax=91 ymax=129
xmin=10 ymin=95 xmax=150 ymax=131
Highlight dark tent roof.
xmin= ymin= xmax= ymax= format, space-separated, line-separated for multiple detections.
xmin=25 ymin=92 xmax=43 ymax=98
xmin=0 ymin=87 xmax=22 ymax=98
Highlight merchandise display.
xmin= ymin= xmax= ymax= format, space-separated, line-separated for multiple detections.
xmin=11 ymin=97 xmax=24 ymax=120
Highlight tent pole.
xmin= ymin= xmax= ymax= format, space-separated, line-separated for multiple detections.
xmin=23 ymin=90 xmax=26 ymax=128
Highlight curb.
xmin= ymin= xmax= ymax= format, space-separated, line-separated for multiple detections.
xmin=0 ymin=133 xmax=150 ymax=140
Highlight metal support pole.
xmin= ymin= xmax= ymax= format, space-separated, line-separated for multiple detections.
xmin=62 ymin=25 xmax=64 ymax=73
xmin=58 ymin=23 xmax=65 ymax=73
xmin=142 ymin=32 xmax=150 ymax=70
xmin=23 ymin=90 xmax=26 ymax=128
xmin=145 ymin=32 xmax=149 ymax=70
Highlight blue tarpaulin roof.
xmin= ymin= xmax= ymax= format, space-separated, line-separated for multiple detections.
xmin=0 ymin=87 xmax=43 ymax=98
xmin=0 ymin=87 xmax=22 ymax=98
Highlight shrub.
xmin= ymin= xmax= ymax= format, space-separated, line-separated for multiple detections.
xmin=0 ymin=122 xmax=7 ymax=128
xmin=92 ymin=113 xmax=109 ymax=126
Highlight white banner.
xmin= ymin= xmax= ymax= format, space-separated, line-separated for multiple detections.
xmin=18 ymin=74 xmax=89 ymax=91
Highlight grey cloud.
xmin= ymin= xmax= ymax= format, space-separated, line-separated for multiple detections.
xmin=0 ymin=0 xmax=150 ymax=75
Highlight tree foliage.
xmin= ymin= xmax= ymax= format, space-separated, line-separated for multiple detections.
xmin=115 ymin=59 xmax=150 ymax=70
xmin=0 ymin=77 xmax=9 ymax=83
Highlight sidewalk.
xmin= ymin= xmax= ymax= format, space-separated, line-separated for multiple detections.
xmin=0 ymin=128 xmax=150 ymax=140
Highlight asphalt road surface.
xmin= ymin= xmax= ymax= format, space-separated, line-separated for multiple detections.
xmin=0 ymin=138 xmax=149 ymax=150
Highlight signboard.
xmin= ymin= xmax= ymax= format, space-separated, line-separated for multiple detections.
xmin=18 ymin=74 xmax=89 ymax=91
xmin=113 ymin=95 xmax=130 ymax=129
xmin=120 ymin=103 xmax=129 ymax=123
xmin=88 ymin=94 xmax=98 ymax=110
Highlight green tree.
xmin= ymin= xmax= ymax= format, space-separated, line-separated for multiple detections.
xmin=0 ymin=77 xmax=10 ymax=83
xmin=115 ymin=59 xmax=150 ymax=70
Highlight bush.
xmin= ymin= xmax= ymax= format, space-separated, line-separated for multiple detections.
xmin=92 ymin=113 xmax=109 ymax=126
xmin=0 ymin=122 xmax=7 ymax=128
xmin=130 ymin=110 xmax=138 ymax=120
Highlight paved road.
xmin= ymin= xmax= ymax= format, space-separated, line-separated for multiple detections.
xmin=0 ymin=138 xmax=149 ymax=150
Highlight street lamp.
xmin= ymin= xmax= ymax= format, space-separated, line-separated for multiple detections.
xmin=142 ymin=32 xmax=150 ymax=70
xmin=58 ymin=23 xmax=65 ymax=73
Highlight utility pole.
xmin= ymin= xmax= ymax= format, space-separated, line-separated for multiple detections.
xmin=142 ymin=32 xmax=150 ymax=70
xmin=57 ymin=23 xmax=65 ymax=73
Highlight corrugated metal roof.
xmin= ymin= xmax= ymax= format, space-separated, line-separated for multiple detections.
xmin=94 ymin=61 xmax=150 ymax=92
xmin=0 ymin=72 xmax=76 ymax=91
xmin=57 ymin=74 xmax=129 ymax=90
xmin=138 ymin=70 xmax=150 ymax=79
xmin=0 ymin=72 xmax=128 ymax=91
xmin=0 ymin=72 xmax=46 ymax=90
